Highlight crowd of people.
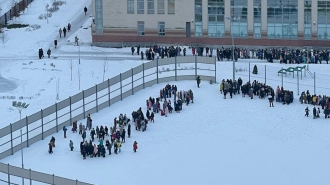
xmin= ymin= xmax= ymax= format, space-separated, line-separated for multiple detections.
xmin=301 ymin=90 xmax=330 ymax=119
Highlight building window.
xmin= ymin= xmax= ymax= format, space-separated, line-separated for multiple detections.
xmin=208 ymin=0 xmax=225 ymax=37
xmin=304 ymin=0 xmax=311 ymax=39
xmin=127 ymin=0 xmax=134 ymax=14
xmin=253 ymin=0 xmax=261 ymax=38
xmin=158 ymin=22 xmax=165 ymax=36
xmin=317 ymin=1 xmax=330 ymax=39
xmin=168 ymin=0 xmax=175 ymax=14
xmin=157 ymin=0 xmax=165 ymax=14
xmin=148 ymin=0 xmax=154 ymax=14
xmin=137 ymin=21 xmax=145 ymax=36
xmin=267 ymin=0 xmax=298 ymax=39
xmin=137 ymin=0 xmax=144 ymax=14
xmin=230 ymin=0 xmax=248 ymax=38
xmin=195 ymin=0 xmax=202 ymax=37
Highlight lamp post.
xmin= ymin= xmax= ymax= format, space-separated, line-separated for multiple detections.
xmin=78 ymin=44 xmax=81 ymax=64
xmin=225 ymin=16 xmax=240 ymax=82
xmin=12 ymin=101 xmax=29 ymax=185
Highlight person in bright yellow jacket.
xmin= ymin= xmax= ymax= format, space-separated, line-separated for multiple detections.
xmin=312 ymin=95 xmax=317 ymax=105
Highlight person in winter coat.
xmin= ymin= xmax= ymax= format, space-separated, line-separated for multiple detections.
xmin=133 ymin=141 xmax=138 ymax=152
xmin=305 ymin=107 xmax=310 ymax=117
xmin=63 ymin=126 xmax=67 ymax=138
xmin=128 ymin=124 xmax=131 ymax=138
xmin=54 ymin=40 xmax=57 ymax=49
xmin=141 ymin=51 xmax=144 ymax=60
xmin=106 ymin=140 xmax=112 ymax=155
xmin=268 ymin=94 xmax=274 ymax=107
xmin=114 ymin=141 xmax=118 ymax=154
xmin=84 ymin=6 xmax=88 ymax=15
xmin=150 ymin=112 xmax=154 ymax=123
xmin=313 ymin=107 xmax=317 ymax=119
xmin=82 ymin=131 xmax=86 ymax=141
xmin=67 ymin=23 xmax=71 ymax=32
xmin=121 ymin=129 xmax=126 ymax=143
xmin=69 ymin=140 xmax=74 ymax=151
xmin=79 ymin=123 xmax=83 ymax=134
xmin=63 ymin=27 xmax=67 ymax=37
xmin=99 ymin=138 xmax=104 ymax=146
xmin=38 ymin=48 xmax=44 ymax=59
xmin=47 ymin=48 xmax=51 ymax=58
xmin=59 ymin=28 xmax=62 ymax=38
xmin=90 ymin=128 xmax=95 ymax=141
xmin=93 ymin=144 xmax=98 ymax=157
xmin=196 ymin=76 xmax=201 ymax=88
xmin=50 ymin=136 xmax=55 ymax=147
xmin=48 ymin=142 xmax=53 ymax=154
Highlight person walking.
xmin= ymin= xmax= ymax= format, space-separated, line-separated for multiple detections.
xmin=54 ymin=40 xmax=57 ymax=49
xmin=133 ymin=141 xmax=138 ymax=153
xmin=63 ymin=126 xmax=67 ymax=138
xmin=196 ymin=76 xmax=201 ymax=88
xmin=47 ymin=48 xmax=51 ymax=58
xmin=84 ymin=6 xmax=87 ymax=15
xmin=63 ymin=27 xmax=67 ymax=37
xmin=67 ymin=23 xmax=71 ymax=32
xmin=59 ymin=28 xmax=62 ymax=38
xmin=69 ymin=140 xmax=74 ymax=151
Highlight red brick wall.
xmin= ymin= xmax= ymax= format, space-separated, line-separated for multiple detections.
xmin=92 ymin=34 xmax=330 ymax=47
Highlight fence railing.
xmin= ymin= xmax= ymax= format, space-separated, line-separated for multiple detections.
xmin=0 ymin=56 xmax=216 ymax=184
xmin=0 ymin=0 xmax=33 ymax=25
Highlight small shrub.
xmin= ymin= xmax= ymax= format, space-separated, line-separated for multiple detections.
xmin=6 ymin=24 xmax=29 ymax=29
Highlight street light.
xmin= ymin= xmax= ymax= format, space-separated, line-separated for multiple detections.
xmin=12 ymin=101 xmax=29 ymax=185
xmin=225 ymin=16 xmax=240 ymax=81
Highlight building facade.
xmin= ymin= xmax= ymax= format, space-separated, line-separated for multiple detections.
xmin=92 ymin=0 xmax=330 ymax=47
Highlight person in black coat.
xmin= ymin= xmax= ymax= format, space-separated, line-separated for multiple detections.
xmin=106 ymin=140 xmax=112 ymax=155
xmin=38 ymin=48 xmax=43 ymax=59
xmin=196 ymin=76 xmax=201 ymax=88
xmin=313 ymin=107 xmax=317 ymax=119
xmin=84 ymin=6 xmax=87 ymax=15
xmin=128 ymin=124 xmax=131 ymax=138
xmin=48 ymin=142 xmax=53 ymax=154
xmin=141 ymin=51 xmax=144 ymax=60
xmin=54 ymin=40 xmax=57 ymax=49
xmin=121 ymin=129 xmax=126 ymax=143
xmin=63 ymin=27 xmax=67 ymax=37
xmin=101 ymin=146 xmax=106 ymax=157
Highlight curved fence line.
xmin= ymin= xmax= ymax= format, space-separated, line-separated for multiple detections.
xmin=0 ymin=56 xmax=216 ymax=185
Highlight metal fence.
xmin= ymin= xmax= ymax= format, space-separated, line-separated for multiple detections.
xmin=0 ymin=0 xmax=33 ymax=24
xmin=0 ymin=56 xmax=216 ymax=185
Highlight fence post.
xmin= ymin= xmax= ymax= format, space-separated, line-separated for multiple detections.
xmin=26 ymin=116 xmax=29 ymax=147
xmin=108 ymin=78 xmax=111 ymax=107
xmin=264 ymin=65 xmax=266 ymax=84
xmin=83 ymin=91 xmax=85 ymax=119
xmin=41 ymin=109 xmax=44 ymax=140
xmin=156 ymin=58 xmax=159 ymax=84
xmin=10 ymin=123 xmax=13 ymax=155
xmin=131 ymin=68 xmax=134 ymax=95
xmin=29 ymin=169 xmax=32 ymax=185
xmin=281 ymin=67 xmax=283 ymax=88
xmin=120 ymin=73 xmax=122 ymax=101
xmin=96 ymin=85 xmax=98 ymax=113
xmin=249 ymin=62 xmax=250 ymax=82
xmin=143 ymin=63 xmax=145 ymax=89
xmin=52 ymin=174 xmax=55 ymax=185
xmin=175 ymin=56 xmax=177 ymax=81
xmin=195 ymin=55 xmax=197 ymax=78
xmin=7 ymin=164 xmax=10 ymax=185
xmin=297 ymin=71 xmax=299 ymax=96
xmin=55 ymin=103 xmax=58 ymax=133
xmin=69 ymin=96 xmax=72 ymax=126
xmin=314 ymin=72 xmax=316 ymax=94
xmin=214 ymin=57 xmax=217 ymax=83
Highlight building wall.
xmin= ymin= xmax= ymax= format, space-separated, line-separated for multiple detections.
xmin=102 ymin=0 xmax=194 ymax=29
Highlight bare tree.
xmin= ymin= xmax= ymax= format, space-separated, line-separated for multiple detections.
xmin=67 ymin=59 xmax=74 ymax=81
xmin=102 ymin=57 xmax=109 ymax=82
xmin=77 ymin=66 xmax=82 ymax=90
xmin=11 ymin=0 xmax=20 ymax=21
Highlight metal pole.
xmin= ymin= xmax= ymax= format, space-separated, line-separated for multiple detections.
xmin=19 ymin=110 xmax=24 ymax=185
xmin=297 ymin=71 xmax=299 ymax=95
xmin=314 ymin=72 xmax=316 ymax=94
xmin=231 ymin=20 xmax=235 ymax=81
xmin=249 ymin=62 xmax=250 ymax=82
xmin=265 ymin=65 xmax=266 ymax=84
xmin=79 ymin=45 xmax=81 ymax=64
xmin=281 ymin=67 xmax=283 ymax=88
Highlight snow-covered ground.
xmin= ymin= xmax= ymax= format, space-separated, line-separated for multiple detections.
xmin=1 ymin=0 xmax=330 ymax=185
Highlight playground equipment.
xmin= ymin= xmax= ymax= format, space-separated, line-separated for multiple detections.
xmin=277 ymin=65 xmax=307 ymax=79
